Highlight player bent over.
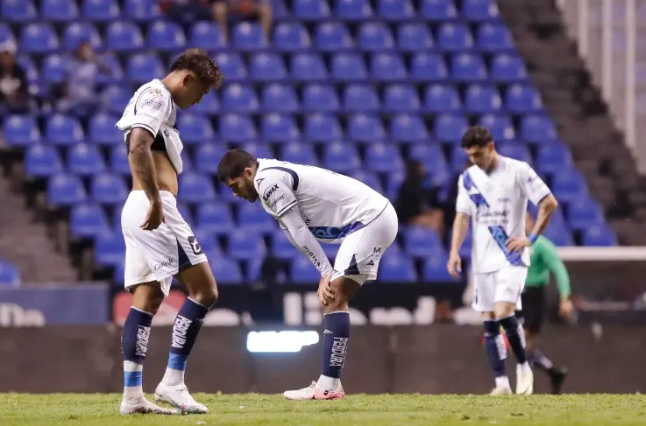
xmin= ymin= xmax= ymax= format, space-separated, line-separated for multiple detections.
xmin=115 ymin=48 xmax=223 ymax=415
xmin=217 ymin=149 xmax=398 ymax=400
xmin=447 ymin=126 xmax=558 ymax=396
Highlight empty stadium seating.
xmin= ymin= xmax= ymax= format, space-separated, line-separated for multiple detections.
xmin=0 ymin=0 xmax=617 ymax=286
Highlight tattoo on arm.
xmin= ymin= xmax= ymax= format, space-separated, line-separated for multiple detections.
xmin=128 ymin=128 xmax=161 ymax=203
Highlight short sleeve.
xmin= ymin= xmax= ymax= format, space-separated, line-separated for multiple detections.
xmin=256 ymin=171 xmax=298 ymax=217
xmin=455 ymin=174 xmax=473 ymax=216
xmin=131 ymin=86 xmax=172 ymax=137
xmin=517 ymin=163 xmax=551 ymax=205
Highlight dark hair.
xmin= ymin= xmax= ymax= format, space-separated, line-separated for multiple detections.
xmin=170 ymin=48 xmax=224 ymax=89
xmin=217 ymin=149 xmax=257 ymax=182
xmin=461 ymin=126 xmax=493 ymax=148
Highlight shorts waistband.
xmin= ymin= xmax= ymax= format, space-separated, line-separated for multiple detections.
xmin=128 ymin=190 xmax=177 ymax=205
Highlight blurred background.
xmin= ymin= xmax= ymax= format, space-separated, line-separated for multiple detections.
xmin=1 ymin=0 xmax=646 ymax=395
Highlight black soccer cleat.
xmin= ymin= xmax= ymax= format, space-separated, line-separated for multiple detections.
xmin=550 ymin=367 xmax=567 ymax=395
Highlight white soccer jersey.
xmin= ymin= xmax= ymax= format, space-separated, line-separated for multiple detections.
xmin=456 ymin=156 xmax=551 ymax=274
xmin=115 ymin=79 xmax=184 ymax=174
xmin=254 ymin=159 xmax=390 ymax=243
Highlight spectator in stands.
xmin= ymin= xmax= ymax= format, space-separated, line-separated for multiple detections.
xmin=395 ymin=160 xmax=444 ymax=235
xmin=0 ymin=40 xmax=30 ymax=114
xmin=443 ymin=160 xmax=472 ymax=234
xmin=212 ymin=0 xmax=273 ymax=41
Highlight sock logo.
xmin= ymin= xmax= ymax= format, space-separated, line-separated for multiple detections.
xmin=171 ymin=315 xmax=192 ymax=349
xmin=329 ymin=337 xmax=348 ymax=368
xmin=136 ymin=325 xmax=151 ymax=357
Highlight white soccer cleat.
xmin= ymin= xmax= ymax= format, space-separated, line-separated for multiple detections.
xmin=516 ymin=364 xmax=534 ymax=395
xmin=489 ymin=386 xmax=513 ymax=396
xmin=120 ymin=396 xmax=180 ymax=415
xmin=284 ymin=381 xmax=346 ymax=401
xmin=154 ymin=382 xmax=208 ymax=414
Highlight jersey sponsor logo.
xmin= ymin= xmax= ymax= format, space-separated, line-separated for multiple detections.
xmin=188 ymin=236 xmax=202 ymax=255
xmin=262 ymin=184 xmax=279 ymax=202
xmin=309 ymin=222 xmax=365 ymax=240
xmin=267 ymin=194 xmax=284 ymax=209
xmin=302 ymin=245 xmax=322 ymax=269
xmin=141 ymin=98 xmax=165 ymax=111
xmin=154 ymin=258 xmax=174 ymax=271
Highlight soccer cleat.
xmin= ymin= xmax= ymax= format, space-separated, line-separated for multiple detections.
xmin=489 ymin=386 xmax=513 ymax=396
xmin=154 ymin=382 xmax=208 ymax=414
xmin=516 ymin=364 xmax=534 ymax=395
xmin=284 ymin=381 xmax=346 ymax=400
xmin=120 ymin=396 xmax=180 ymax=415
xmin=550 ymin=367 xmax=568 ymax=395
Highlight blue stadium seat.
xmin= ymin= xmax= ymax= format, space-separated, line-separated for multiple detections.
xmin=464 ymin=84 xmax=502 ymax=113
xmin=220 ymin=114 xmax=257 ymax=141
xmin=127 ymin=52 xmax=164 ymax=83
xmin=0 ymin=260 xmax=20 ymax=286
xmin=103 ymin=85 xmax=131 ymax=115
xmin=17 ymin=55 xmax=38 ymax=83
xmin=178 ymin=172 xmax=217 ymax=203
xmin=274 ymin=22 xmax=310 ymax=51
xmin=96 ymin=54 xmax=123 ymax=82
xmin=397 ymin=23 xmax=434 ymax=52
xmin=177 ymin=114 xmax=215 ymax=144
xmin=497 ymin=142 xmax=532 ymax=164
xmin=261 ymin=114 xmax=300 ymax=141
xmin=303 ymin=84 xmax=340 ymax=113
xmin=214 ymin=53 xmax=247 ymax=81
xmin=358 ymin=23 xmax=395 ymax=52
xmin=435 ymin=114 xmax=468 ymax=143
xmin=20 ymin=24 xmax=59 ymax=53
xmin=190 ymin=22 xmax=225 ymax=50
xmin=348 ymin=114 xmax=386 ymax=141
xmin=191 ymin=91 xmax=219 ymax=115
xmin=582 ymin=224 xmax=617 ymax=247
xmin=92 ymin=174 xmax=128 ymax=204
xmin=42 ymin=0 xmax=79 ymax=22
xmin=371 ymin=53 xmax=407 ymax=81
xmin=148 ymin=20 xmax=186 ymax=51
xmin=68 ymin=143 xmax=107 ymax=176
xmin=505 ymin=84 xmax=543 ymax=114
xmin=271 ymin=229 xmax=301 ymax=259
xmin=384 ymin=85 xmax=420 ymax=113
xmin=567 ymin=196 xmax=604 ymax=230
xmin=335 ymin=0 xmax=373 ymax=21
xmin=477 ymin=23 xmax=513 ymax=52
xmin=2 ymin=0 xmax=37 ymax=22
xmin=294 ymin=0 xmax=331 ymax=20
xmin=197 ymin=202 xmax=234 ymax=235
xmin=195 ymin=144 xmax=227 ymax=174
xmin=240 ymin=142 xmax=275 ymax=159
xmin=323 ymin=142 xmax=362 ymax=172
xmin=379 ymin=252 xmax=417 ymax=282
xmin=125 ymin=0 xmax=161 ymax=22
xmin=89 ymin=114 xmax=123 ymax=145
xmin=290 ymin=53 xmax=328 ymax=81
xmin=491 ymin=53 xmax=528 ymax=83
xmin=411 ymin=53 xmax=448 ymax=82
xmin=543 ymin=221 xmax=574 ymax=246
xmin=437 ymin=23 xmax=473 ymax=52
xmin=228 ymin=230 xmax=265 ymax=260
xmin=109 ymin=144 xmax=130 ymax=175
xmin=106 ymin=22 xmax=144 ymax=52
xmin=463 ymin=0 xmax=500 ymax=21
xmin=410 ymin=142 xmax=445 ymax=165
xmin=390 ymin=114 xmax=428 ymax=142
xmin=316 ymin=22 xmax=353 ymax=51
xmin=83 ymin=0 xmax=120 ymax=21
xmin=282 ymin=142 xmax=318 ymax=164
xmin=331 ymin=53 xmax=368 ymax=81
xmin=536 ymin=144 xmax=573 ymax=175
xmin=42 ymin=55 xmax=68 ymax=85
xmin=262 ymin=84 xmax=298 ymax=112
xmin=238 ymin=203 xmax=275 ymax=233
xmin=365 ymin=142 xmax=403 ymax=172
xmin=423 ymin=256 xmax=457 ymax=282
xmin=63 ymin=22 xmax=102 ymax=51
xmin=450 ymin=145 xmax=469 ymax=172
xmin=385 ymin=170 xmax=405 ymax=199
xmin=423 ymin=84 xmax=462 ymax=113
xmin=451 ymin=53 xmax=487 ymax=82
xmin=551 ymin=170 xmax=587 ymax=202
xmin=378 ymin=0 xmax=414 ymax=21
xmin=46 ymin=115 xmax=84 ymax=146
xmin=343 ymin=85 xmax=380 ymax=112
xmin=3 ymin=115 xmax=40 ymax=147
xmin=305 ymin=114 xmax=342 ymax=141
xmin=94 ymin=231 xmax=125 ymax=266
xmin=176 ymin=203 xmax=194 ymax=227
xmin=233 ymin=22 xmax=267 ymax=51
xmin=221 ymin=84 xmax=260 ymax=113
xmin=47 ymin=174 xmax=87 ymax=206
xmin=251 ymin=53 xmax=287 ymax=81
xmin=70 ymin=203 xmax=110 ymax=238
xmin=348 ymin=170 xmax=384 ymax=194
xmin=209 ymin=258 xmax=243 ymax=284
xmin=520 ymin=115 xmax=558 ymax=143
xmin=290 ymin=256 xmax=320 ymax=283
xmin=0 ymin=24 xmax=13 ymax=44
xmin=421 ymin=0 xmax=458 ymax=21
xmin=25 ymin=145 xmax=64 ymax=177
xmin=478 ymin=114 xmax=516 ymax=141
xmin=112 ymin=205 xmax=123 ymax=230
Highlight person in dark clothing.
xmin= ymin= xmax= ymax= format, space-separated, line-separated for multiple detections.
xmin=395 ymin=160 xmax=444 ymax=234
xmin=0 ymin=40 xmax=30 ymax=114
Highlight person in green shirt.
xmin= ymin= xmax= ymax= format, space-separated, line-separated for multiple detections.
xmin=516 ymin=214 xmax=574 ymax=394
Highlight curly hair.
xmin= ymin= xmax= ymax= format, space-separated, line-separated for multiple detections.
xmin=170 ymin=48 xmax=224 ymax=89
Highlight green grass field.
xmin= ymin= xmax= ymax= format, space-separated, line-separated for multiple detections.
xmin=1 ymin=394 xmax=645 ymax=426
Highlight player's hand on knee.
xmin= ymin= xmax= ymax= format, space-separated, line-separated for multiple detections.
xmin=317 ymin=273 xmax=335 ymax=306
xmin=559 ymin=298 xmax=573 ymax=318
xmin=447 ymin=251 xmax=462 ymax=278
xmin=141 ymin=201 xmax=165 ymax=231
xmin=505 ymin=236 xmax=530 ymax=252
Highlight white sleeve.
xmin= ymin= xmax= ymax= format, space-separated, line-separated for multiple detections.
xmin=280 ymin=205 xmax=334 ymax=277
xmin=455 ymin=174 xmax=473 ymax=216
xmin=257 ymin=171 xmax=298 ymax=217
xmin=131 ymin=86 xmax=172 ymax=137
xmin=517 ymin=163 xmax=551 ymax=205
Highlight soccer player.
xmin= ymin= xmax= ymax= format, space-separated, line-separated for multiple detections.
xmin=217 ymin=149 xmax=398 ymax=400
xmin=115 ymin=48 xmax=223 ymax=415
xmin=447 ymin=126 xmax=559 ymax=396
xmin=517 ymin=213 xmax=572 ymax=394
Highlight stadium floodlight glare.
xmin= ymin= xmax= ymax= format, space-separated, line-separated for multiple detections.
xmin=246 ymin=330 xmax=319 ymax=353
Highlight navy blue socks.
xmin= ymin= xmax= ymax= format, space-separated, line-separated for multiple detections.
xmin=499 ymin=315 xmax=528 ymax=364
xmin=122 ymin=307 xmax=153 ymax=395
xmin=318 ymin=311 xmax=350 ymax=390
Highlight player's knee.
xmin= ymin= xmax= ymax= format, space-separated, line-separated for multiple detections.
xmin=131 ymin=283 xmax=165 ymax=315
xmin=190 ymin=287 xmax=218 ymax=308
xmin=494 ymin=303 xmax=516 ymax=320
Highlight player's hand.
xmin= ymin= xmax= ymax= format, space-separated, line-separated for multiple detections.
xmin=141 ymin=200 xmax=165 ymax=231
xmin=559 ymin=298 xmax=574 ymax=318
xmin=317 ymin=273 xmax=335 ymax=306
xmin=447 ymin=251 xmax=462 ymax=278
xmin=506 ymin=237 xmax=531 ymax=252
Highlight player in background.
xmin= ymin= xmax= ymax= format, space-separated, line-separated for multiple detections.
xmin=115 ymin=48 xmax=223 ymax=415
xmin=217 ymin=149 xmax=398 ymax=400
xmin=517 ymin=213 xmax=572 ymax=394
xmin=447 ymin=126 xmax=559 ymax=396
